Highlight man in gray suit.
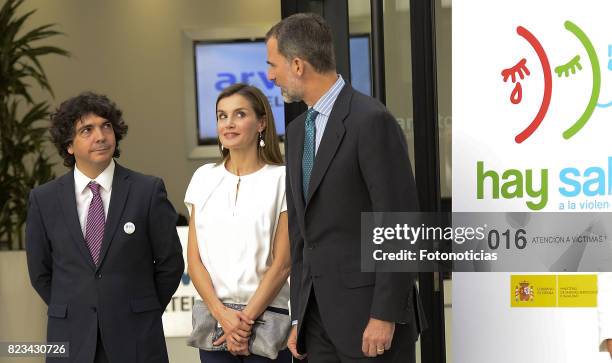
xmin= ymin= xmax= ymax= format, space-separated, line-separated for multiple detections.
xmin=266 ymin=13 xmax=424 ymax=363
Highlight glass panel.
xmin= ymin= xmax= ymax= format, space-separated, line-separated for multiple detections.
xmin=436 ymin=2 xmax=453 ymax=362
xmin=383 ymin=0 xmax=416 ymax=174
xmin=348 ymin=0 xmax=373 ymax=95
xmin=437 ymin=0 xmax=452 ymax=200
xmin=349 ymin=0 xmax=416 ymax=174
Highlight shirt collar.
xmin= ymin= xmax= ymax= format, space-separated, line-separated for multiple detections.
xmin=74 ymin=159 xmax=115 ymax=194
xmin=312 ymin=75 xmax=345 ymax=117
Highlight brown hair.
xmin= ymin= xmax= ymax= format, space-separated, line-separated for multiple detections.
xmin=266 ymin=13 xmax=336 ymax=73
xmin=215 ymin=84 xmax=283 ymax=165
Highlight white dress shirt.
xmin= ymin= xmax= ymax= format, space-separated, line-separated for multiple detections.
xmin=74 ymin=160 xmax=114 ymax=236
xmin=599 ymin=272 xmax=612 ymax=352
xmin=185 ymin=162 xmax=289 ymax=310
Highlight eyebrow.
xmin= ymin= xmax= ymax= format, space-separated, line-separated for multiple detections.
xmin=217 ymin=108 xmax=248 ymax=113
xmin=76 ymin=122 xmax=92 ymax=132
xmin=75 ymin=119 xmax=110 ymax=132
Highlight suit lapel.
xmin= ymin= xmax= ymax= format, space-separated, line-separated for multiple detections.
xmin=59 ymin=170 xmax=96 ymax=271
xmin=289 ymin=112 xmax=307 ymax=213
xmin=305 ymin=86 xmax=351 ymax=206
xmin=97 ymin=163 xmax=131 ymax=270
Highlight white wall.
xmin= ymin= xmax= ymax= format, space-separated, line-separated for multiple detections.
xmin=0 ymin=252 xmax=47 ymax=363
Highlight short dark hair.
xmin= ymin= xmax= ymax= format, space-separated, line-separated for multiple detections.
xmin=49 ymin=92 xmax=128 ymax=167
xmin=266 ymin=13 xmax=336 ymax=73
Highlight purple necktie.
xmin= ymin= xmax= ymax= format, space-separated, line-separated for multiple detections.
xmin=85 ymin=181 xmax=105 ymax=265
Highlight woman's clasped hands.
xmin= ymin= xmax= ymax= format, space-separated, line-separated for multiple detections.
xmin=213 ymin=306 xmax=255 ymax=356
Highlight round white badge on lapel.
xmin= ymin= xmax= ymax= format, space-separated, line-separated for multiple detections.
xmin=124 ymin=222 xmax=135 ymax=235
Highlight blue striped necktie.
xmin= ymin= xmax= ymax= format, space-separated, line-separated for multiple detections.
xmin=302 ymin=108 xmax=319 ymax=200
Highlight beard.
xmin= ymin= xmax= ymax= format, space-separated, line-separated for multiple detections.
xmin=281 ymin=89 xmax=302 ymax=103
xmin=279 ymin=77 xmax=304 ymax=103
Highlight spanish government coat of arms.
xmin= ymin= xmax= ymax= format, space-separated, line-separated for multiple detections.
xmin=515 ymin=281 xmax=535 ymax=301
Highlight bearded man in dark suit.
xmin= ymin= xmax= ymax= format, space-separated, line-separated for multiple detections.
xmin=265 ymin=13 xmax=425 ymax=363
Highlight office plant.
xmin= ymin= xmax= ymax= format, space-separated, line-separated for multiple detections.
xmin=0 ymin=0 xmax=69 ymax=249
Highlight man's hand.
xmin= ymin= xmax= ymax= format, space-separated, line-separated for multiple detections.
xmin=287 ymin=325 xmax=306 ymax=360
xmin=607 ymin=339 xmax=612 ymax=359
xmin=362 ymin=318 xmax=395 ymax=357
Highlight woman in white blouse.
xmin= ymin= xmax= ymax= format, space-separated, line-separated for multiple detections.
xmin=185 ymin=84 xmax=291 ymax=362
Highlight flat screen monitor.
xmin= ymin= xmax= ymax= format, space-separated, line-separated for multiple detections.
xmin=349 ymin=34 xmax=372 ymax=97
xmin=194 ymin=36 xmax=371 ymax=145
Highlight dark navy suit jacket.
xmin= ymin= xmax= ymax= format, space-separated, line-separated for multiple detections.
xmin=286 ymin=85 xmax=426 ymax=359
xmin=26 ymin=163 xmax=184 ymax=362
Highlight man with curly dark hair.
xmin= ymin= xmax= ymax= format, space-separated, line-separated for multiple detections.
xmin=48 ymin=92 xmax=129 ymax=168
xmin=25 ymin=92 xmax=184 ymax=363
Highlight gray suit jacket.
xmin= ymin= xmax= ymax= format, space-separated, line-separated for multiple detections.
xmin=286 ymin=84 xmax=426 ymax=358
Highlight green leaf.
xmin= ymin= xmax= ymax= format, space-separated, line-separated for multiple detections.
xmin=0 ymin=0 xmax=62 ymax=249
xmin=13 ymin=24 xmax=64 ymax=49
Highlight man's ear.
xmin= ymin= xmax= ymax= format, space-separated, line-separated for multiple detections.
xmin=67 ymin=144 xmax=74 ymax=155
xmin=292 ymin=57 xmax=305 ymax=76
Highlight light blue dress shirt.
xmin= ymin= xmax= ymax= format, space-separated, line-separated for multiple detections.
xmin=310 ymin=75 xmax=346 ymax=154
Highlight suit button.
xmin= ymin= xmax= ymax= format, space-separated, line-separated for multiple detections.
xmin=91 ymin=307 xmax=97 ymax=312
xmin=95 ymin=273 xmax=102 ymax=279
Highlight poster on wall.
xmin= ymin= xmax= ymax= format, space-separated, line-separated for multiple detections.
xmin=454 ymin=0 xmax=612 ymax=213
xmin=453 ymin=1 xmax=612 ymax=362
xmin=162 ymin=227 xmax=197 ymax=337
